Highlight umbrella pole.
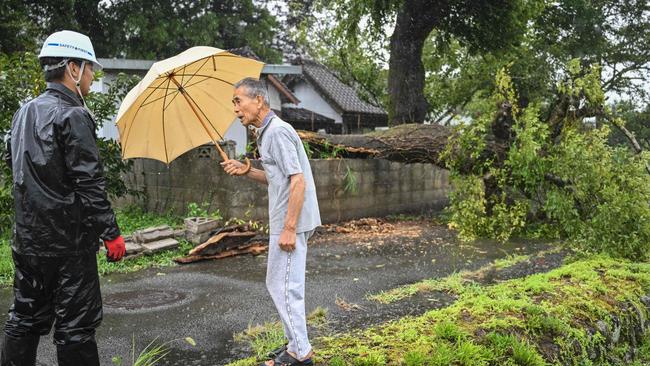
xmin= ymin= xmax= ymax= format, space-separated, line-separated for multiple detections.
xmin=169 ymin=75 xmax=251 ymax=175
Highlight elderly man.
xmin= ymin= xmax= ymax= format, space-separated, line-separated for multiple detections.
xmin=222 ymin=77 xmax=320 ymax=366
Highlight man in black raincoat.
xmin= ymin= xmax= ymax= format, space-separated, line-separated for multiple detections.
xmin=1 ymin=30 xmax=125 ymax=366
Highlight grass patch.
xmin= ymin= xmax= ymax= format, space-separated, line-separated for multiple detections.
xmin=0 ymin=206 xmax=186 ymax=287
xmin=492 ymin=253 xmax=530 ymax=270
xmin=97 ymin=239 xmax=194 ymax=276
xmin=229 ymin=255 xmax=650 ymax=365
xmin=232 ymin=307 xmax=329 ymax=363
xmin=0 ymin=235 xmax=14 ymax=286
xmin=368 ymin=247 xmax=562 ymax=304
xmin=115 ymin=205 xmax=183 ymax=235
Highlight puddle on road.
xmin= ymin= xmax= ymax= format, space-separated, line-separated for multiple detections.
xmin=104 ymin=289 xmax=188 ymax=311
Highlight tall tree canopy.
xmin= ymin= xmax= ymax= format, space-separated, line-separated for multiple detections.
xmin=0 ymin=0 xmax=282 ymax=62
xmin=297 ymin=0 xmax=650 ymax=124
xmin=307 ymin=0 xmax=539 ymax=124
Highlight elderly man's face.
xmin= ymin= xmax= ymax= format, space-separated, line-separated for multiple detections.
xmin=232 ymin=86 xmax=262 ymax=127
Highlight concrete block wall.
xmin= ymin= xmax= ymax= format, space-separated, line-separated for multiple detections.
xmin=116 ymin=146 xmax=451 ymax=223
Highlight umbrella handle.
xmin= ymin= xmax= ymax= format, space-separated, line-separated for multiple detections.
xmin=231 ymin=157 xmax=252 ymax=176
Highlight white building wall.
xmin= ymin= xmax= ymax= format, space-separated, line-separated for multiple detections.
xmin=266 ymin=80 xmax=282 ymax=111
xmin=291 ymin=81 xmax=343 ymax=123
xmin=224 ymin=118 xmax=248 ymax=156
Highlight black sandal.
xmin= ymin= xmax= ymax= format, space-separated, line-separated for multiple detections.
xmin=261 ymin=350 xmax=314 ymax=366
xmin=266 ymin=343 xmax=288 ymax=359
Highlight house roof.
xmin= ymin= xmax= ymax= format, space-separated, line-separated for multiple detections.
xmin=228 ymin=47 xmax=300 ymax=104
xmin=289 ymin=59 xmax=387 ymax=116
xmin=281 ymin=107 xmax=336 ymax=125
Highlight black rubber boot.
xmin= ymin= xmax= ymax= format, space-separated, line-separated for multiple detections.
xmin=0 ymin=334 xmax=39 ymax=366
xmin=56 ymin=340 xmax=100 ymax=366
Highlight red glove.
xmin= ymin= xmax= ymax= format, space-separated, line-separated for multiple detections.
xmin=104 ymin=236 xmax=126 ymax=262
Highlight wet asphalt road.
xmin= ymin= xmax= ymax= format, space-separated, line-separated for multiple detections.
xmin=0 ymin=222 xmax=550 ymax=365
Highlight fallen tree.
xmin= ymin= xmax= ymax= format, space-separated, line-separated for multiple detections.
xmin=298 ymin=62 xmax=650 ymax=261
xmin=299 ymin=124 xmax=451 ymax=166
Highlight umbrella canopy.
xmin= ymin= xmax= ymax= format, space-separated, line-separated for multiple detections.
xmin=115 ymin=46 xmax=264 ymax=164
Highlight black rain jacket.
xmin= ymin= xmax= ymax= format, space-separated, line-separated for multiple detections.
xmin=4 ymin=82 xmax=120 ymax=256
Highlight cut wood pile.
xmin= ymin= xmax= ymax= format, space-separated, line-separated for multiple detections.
xmin=175 ymin=223 xmax=268 ymax=264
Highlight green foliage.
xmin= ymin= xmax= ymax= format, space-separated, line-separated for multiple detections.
xmin=233 ymin=307 xmax=328 ymax=362
xmin=293 ymin=10 xmax=389 ymax=109
xmin=97 ymin=239 xmax=194 ymax=277
xmin=316 ymin=140 xmax=345 ymax=159
xmin=302 ymin=140 xmax=313 ymax=159
xmin=115 ymin=205 xmax=183 ymax=235
xmin=1 ymin=0 xmax=282 ymax=62
xmin=0 ymin=0 xmax=39 ymax=53
xmin=0 ymin=236 xmax=14 ymax=286
xmin=343 ymin=166 xmax=359 ymax=194
xmin=234 ymin=322 xmax=286 ymax=361
xmin=229 ymin=255 xmax=650 ymax=365
xmin=186 ymin=202 xmax=209 ymax=218
xmin=0 ymin=53 xmax=142 ymax=234
xmin=609 ymin=102 xmax=650 ymax=150
xmin=87 ymin=72 xmax=142 ymax=200
xmin=444 ymin=62 xmax=650 ymax=260
xmin=186 ymin=201 xmax=223 ymax=221
xmin=0 ymin=53 xmax=44 ymax=230
xmin=112 ymin=336 xmax=196 ymax=366
xmin=302 ymin=0 xmax=650 ymax=124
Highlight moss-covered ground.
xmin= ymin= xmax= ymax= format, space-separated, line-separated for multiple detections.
xmin=228 ymin=255 xmax=650 ymax=365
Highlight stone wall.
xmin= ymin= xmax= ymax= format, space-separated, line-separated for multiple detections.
xmin=116 ymin=145 xmax=451 ymax=223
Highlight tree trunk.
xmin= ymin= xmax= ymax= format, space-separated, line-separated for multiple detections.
xmin=387 ymin=0 xmax=439 ymax=124
xmin=298 ymin=124 xmax=470 ymax=168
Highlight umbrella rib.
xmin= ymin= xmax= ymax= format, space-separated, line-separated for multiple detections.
xmin=177 ymin=74 xmax=237 ymax=122
xmin=172 ymin=73 xmax=236 ymax=86
xmin=121 ymin=76 xmax=174 ymax=152
xmin=182 ymin=89 xmax=225 ymax=141
xmin=164 ymin=90 xmax=182 ymax=110
xmin=144 ymin=75 xmax=227 ymax=109
xmin=139 ymin=88 xmax=179 ymax=108
xmin=180 ymin=57 xmax=211 ymax=90
xmin=122 ymin=77 xmax=169 ymax=157
xmin=136 ymin=77 xmax=169 ymax=106
xmin=180 ymin=75 xmax=211 ymax=90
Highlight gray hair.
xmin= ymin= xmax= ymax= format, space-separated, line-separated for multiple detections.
xmin=234 ymin=77 xmax=270 ymax=106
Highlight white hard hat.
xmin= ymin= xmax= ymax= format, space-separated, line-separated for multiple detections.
xmin=39 ymin=30 xmax=103 ymax=70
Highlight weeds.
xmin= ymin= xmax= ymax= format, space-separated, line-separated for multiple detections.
xmin=233 ymin=307 xmax=330 ymax=362
xmin=112 ymin=336 xmax=196 ymax=366
xmin=229 ymin=256 xmax=650 ymax=365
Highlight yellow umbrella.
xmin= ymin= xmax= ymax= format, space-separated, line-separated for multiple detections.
xmin=115 ymin=46 xmax=264 ymax=172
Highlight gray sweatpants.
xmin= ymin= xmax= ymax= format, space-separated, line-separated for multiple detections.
xmin=266 ymin=231 xmax=313 ymax=360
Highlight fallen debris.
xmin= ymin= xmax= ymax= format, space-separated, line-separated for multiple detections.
xmin=175 ymin=225 xmax=267 ymax=264
xmin=175 ymin=244 xmax=267 ymax=264
xmin=133 ymin=225 xmax=175 ymax=243
xmin=325 ymin=218 xmax=395 ymax=234
xmin=335 ymin=296 xmax=363 ymax=311
xmin=184 ymin=217 xmax=222 ymax=244
xmin=130 ymin=225 xmax=180 ymax=256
